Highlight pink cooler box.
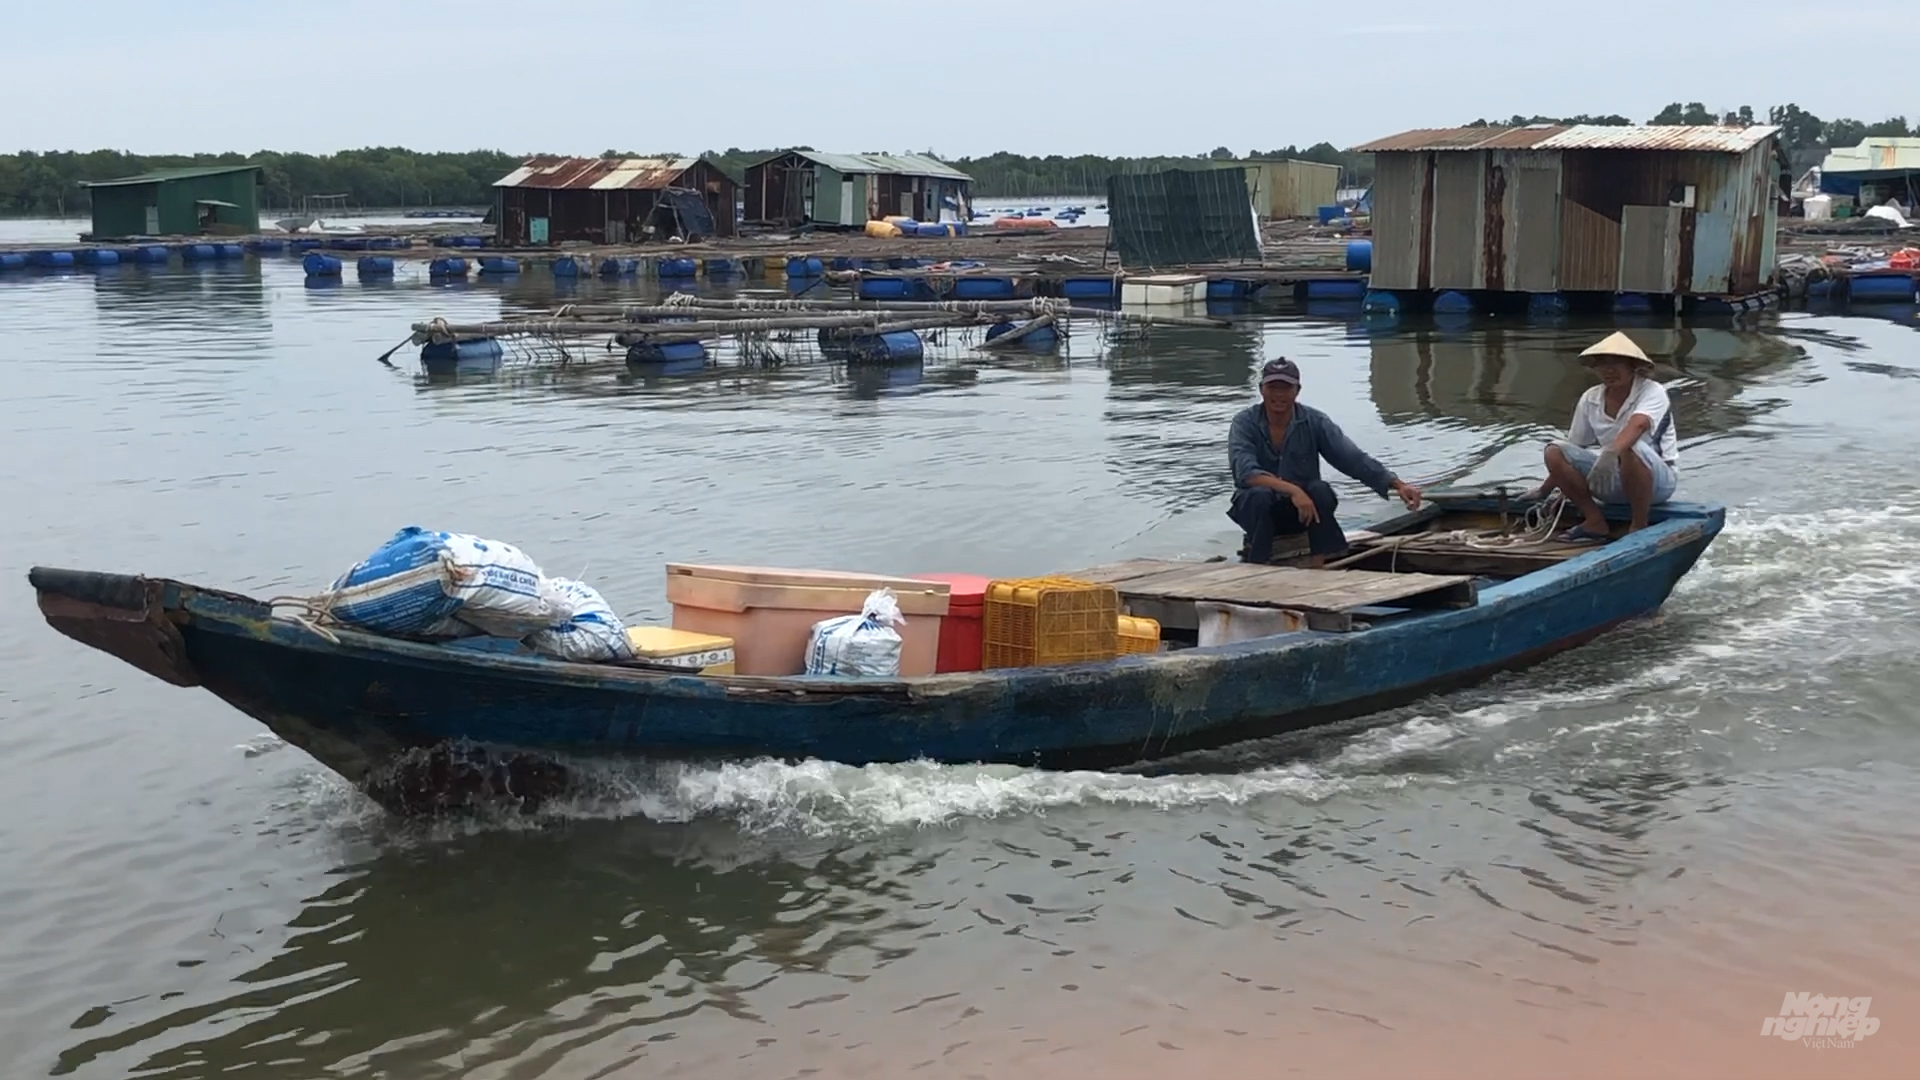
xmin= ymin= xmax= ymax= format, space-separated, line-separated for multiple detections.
xmin=664 ymin=563 xmax=953 ymax=677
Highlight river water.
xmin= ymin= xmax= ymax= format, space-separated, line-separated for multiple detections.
xmin=2 ymin=222 xmax=1917 ymax=1079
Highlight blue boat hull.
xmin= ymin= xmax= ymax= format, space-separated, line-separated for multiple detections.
xmin=28 ymin=499 xmax=1723 ymax=813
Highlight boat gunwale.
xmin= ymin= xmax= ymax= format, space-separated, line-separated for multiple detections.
xmin=27 ymin=499 xmax=1724 ymax=707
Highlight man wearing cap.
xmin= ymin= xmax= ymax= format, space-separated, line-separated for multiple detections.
xmin=1536 ymin=331 xmax=1679 ymax=541
xmin=1228 ymin=358 xmax=1423 ymax=566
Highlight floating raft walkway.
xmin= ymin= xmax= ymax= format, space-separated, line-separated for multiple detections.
xmin=0 ymin=226 xmax=1378 ymax=305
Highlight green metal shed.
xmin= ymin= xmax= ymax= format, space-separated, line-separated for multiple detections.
xmin=79 ymin=164 xmax=263 ymax=239
xmin=742 ymin=151 xmax=972 ymax=227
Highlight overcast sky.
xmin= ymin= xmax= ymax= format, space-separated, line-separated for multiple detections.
xmin=11 ymin=0 xmax=1909 ymax=158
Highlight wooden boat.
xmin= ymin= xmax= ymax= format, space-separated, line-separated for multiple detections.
xmin=27 ymin=490 xmax=1723 ymax=815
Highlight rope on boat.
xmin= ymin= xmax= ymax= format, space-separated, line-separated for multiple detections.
xmin=262 ymin=593 xmax=343 ymax=645
xmin=1327 ymin=491 xmax=1574 ymax=571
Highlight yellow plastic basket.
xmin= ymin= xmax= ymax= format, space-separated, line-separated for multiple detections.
xmin=983 ymin=576 xmax=1120 ymax=668
xmin=1117 ymin=614 xmax=1161 ymax=655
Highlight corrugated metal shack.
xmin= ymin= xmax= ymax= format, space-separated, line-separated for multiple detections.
xmin=1818 ymin=137 xmax=1920 ymax=207
xmin=1225 ymin=158 xmax=1343 ymax=219
xmin=80 ymin=164 xmax=263 ymax=239
xmin=1351 ymin=124 xmax=1789 ymax=298
xmin=491 ymin=155 xmax=738 ymax=245
xmin=742 ymin=151 xmax=972 ymax=228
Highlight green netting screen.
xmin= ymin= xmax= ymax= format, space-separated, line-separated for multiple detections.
xmin=1105 ymin=168 xmax=1262 ymax=268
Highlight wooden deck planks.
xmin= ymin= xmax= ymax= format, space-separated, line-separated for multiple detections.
xmin=1062 ymin=558 xmax=1477 ymax=615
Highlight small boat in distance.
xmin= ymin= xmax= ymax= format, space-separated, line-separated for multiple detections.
xmin=27 ymin=489 xmax=1723 ymax=816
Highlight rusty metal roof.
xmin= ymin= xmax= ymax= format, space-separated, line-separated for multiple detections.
xmin=1350 ymin=125 xmax=1571 ymax=152
xmin=1353 ymin=124 xmax=1781 ymax=155
xmin=1536 ymin=124 xmax=1781 ymax=152
xmin=492 ymin=156 xmax=704 ymax=190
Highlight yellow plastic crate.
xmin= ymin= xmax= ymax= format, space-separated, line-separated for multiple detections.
xmin=1117 ymin=614 xmax=1161 ymax=655
xmin=983 ymin=576 xmax=1120 ymax=668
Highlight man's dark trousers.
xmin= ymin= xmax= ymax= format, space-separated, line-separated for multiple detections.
xmin=1228 ymin=481 xmax=1345 ymax=563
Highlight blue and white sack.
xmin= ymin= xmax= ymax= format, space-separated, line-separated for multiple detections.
xmin=804 ymin=588 xmax=906 ymax=678
xmin=525 ymin=578 xmax=636 ymax=663
xmin=323 ymin=527 xmax=572 ymax=639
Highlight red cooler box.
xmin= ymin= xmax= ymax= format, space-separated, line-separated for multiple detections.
xmin=911 ymin=573 xmax=992 ymax=672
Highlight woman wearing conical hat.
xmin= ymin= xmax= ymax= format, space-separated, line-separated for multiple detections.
xmin=1537 ymin=331 xmax=1679 ymax=542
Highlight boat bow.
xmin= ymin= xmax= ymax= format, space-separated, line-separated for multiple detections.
xmin=29 ymin=567 xmax=203 ymax=688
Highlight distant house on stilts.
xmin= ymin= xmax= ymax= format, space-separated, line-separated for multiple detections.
xmin=490 ymin=155 xmax=738 ymax=245
xmin=741 ymin=151 xmax=973 ymax=228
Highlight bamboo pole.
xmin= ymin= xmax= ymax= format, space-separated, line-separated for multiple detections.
xmin=411 ymin=312 xmax=989 ymax=343
xmin=550 ymin=297 xmax=1055 ymax=317
xmin=541 ymin=299 xmax=1231 ymax=329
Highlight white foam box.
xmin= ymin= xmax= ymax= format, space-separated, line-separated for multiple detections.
xmin=1119 ymin=273 xmax=1210 ymax=306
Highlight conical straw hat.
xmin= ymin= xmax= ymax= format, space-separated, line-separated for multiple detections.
xmin=1579 ymin=331 xmax=1652 ymax=367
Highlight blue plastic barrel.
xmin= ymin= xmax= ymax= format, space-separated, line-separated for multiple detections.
xmin=367 ymin=236 xmax=399 ymax=250
xmin=0 ymin=253 xmax=28 ymax=271
xmin=428 ymin=257 xmax=470 ymax=277
xmin=627 ymin=340 xmax=709 ymax=363
xmin=1059 ymin=277 xmax=1117 ymax=300
xmin=1613 ymin=293 xmax=1654 ymax=313
xmin=214 ymin=243 xmax=242 ymax=259
xmin=1317 ymin=205 xmax=1343 ymax=224
xmin=302 ymin=253 xmax=343 ymax=277
xmin=291 ymin=238 xmax=323 ymax=251
xmin=1432 ymin=290 xmax=1474 ymax=314
xmin=658 ymin=256 xmax=698 ymax=278
xmin=31 ymin=250 xmax=77 ymax=268
xmin=1528 ymin=292 xmax=1569 ymax=317
xmin=356 ymin=255 xmax=395 ymax=277
xmin=1361 ymin=290 xmax=1402 ymax=316
xmin=599 ymin=257 xmax=638 ymax=277
xmin=952 ymin=276 xmax=1016 ymax=300
xmin=1851 ymin=274 xmax=1917 ymax=302
xmin=132 ymin=246 xmax=170 ymax=264
xmin=1345 ymin=239 xmax=1373 ymax=272
xmin=79 ymin=249 xmax=121 ymax=267
xmin=178 ymin=243 xmax=217 ymax=261
xmin=419 ymin=337 xmax=505 ymax=376
xmin=551 ymin=256 xmax=580 ymax=277
xmin=1206 ymin=279 xmax=1256 ymax=301
xmin=478 ymin=256 xmax=519 ymax=275
xmin=786 ymin=255 xmax=824 ymax=278
xmin=846 ymin=330 xmax=924 ymax=365
xmin=858 ymin=277 xmax=911 ymax=300
xmin=626 ymin=340 xmax=709 ymax=373
xmin=1304 ymin=278 xmax=1366 ymax=301
xmin=985 ymin=320 xmax=1060 ymax=349
xmin=832 ymin=256 xmax=856 ymax=271
xmin=327 ymin=237 xmax=369 ymax=251
xmin=247 ymin=239 xmax=286 ymax=253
